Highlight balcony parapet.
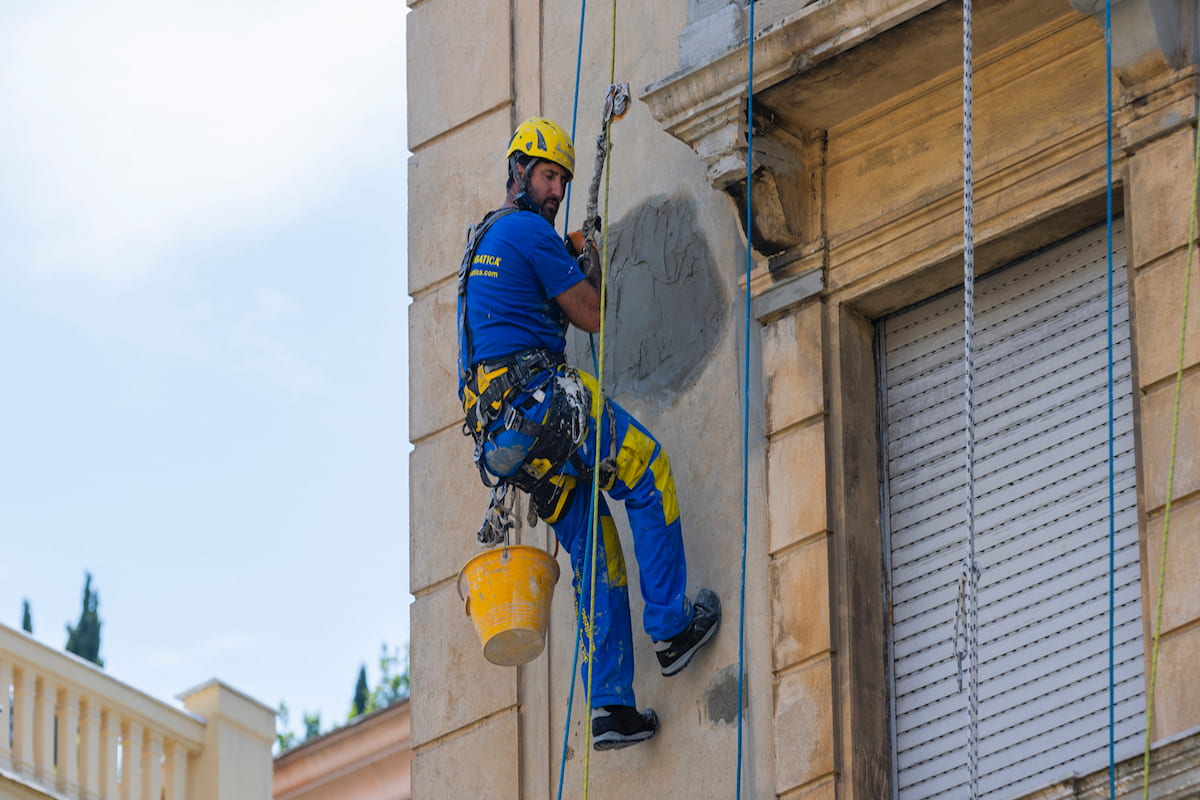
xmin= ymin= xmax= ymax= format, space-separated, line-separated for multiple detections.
xmin=0 ymin=623 xmax=272 ymax=800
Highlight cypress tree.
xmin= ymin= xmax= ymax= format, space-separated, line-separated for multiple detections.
xmin=351 ymin=664 xmax=369 ymax=718
xmin=21 ymin=599 xmax=33 ymax=633
xmin=65 ymin=572 xmax=104 ymax=667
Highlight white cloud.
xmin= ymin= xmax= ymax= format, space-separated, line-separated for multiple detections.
xmin=0 ymin=1 xmax=406 ymax=279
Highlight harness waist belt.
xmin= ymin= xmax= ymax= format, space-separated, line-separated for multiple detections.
xmin=464 ymin=348 xmax=565 ymax=435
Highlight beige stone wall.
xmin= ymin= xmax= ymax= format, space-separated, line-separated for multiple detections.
xmin=406 ymin=1 xmax=770 ymax=798
xmin=1119 ymin=67 xmax=1200 ymax=745
xmin=406 ymin=2 xmax=520 ymax=796
xmin=408 ymin=0 xmax=1200 ymax=797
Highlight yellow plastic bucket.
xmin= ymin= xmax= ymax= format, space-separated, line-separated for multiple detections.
xmin=458 ymin=545 xmax=561 ymax=666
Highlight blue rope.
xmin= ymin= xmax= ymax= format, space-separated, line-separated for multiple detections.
xmin=561 ymin=0 xmax=601 ymax=379
xmin=735 ymin=2 xmax=756 ymax=797
xmin=1104 ymin=0 xmax=1116 ymax=796
xmin=555 ymin=4 xmax=588 ymax=798
xmin=562 ymin=0 xmax=587 ymax=235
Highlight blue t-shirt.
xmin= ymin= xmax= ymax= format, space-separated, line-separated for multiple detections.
xmin=458 ymin=210 xmax=585 ymax=384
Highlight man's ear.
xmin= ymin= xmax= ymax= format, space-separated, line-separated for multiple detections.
xmin=507 ymin=159 xmax=525 ymax=193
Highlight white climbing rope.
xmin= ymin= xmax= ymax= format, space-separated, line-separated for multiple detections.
xmin=956 ymin=0 xmax=982 ymax=797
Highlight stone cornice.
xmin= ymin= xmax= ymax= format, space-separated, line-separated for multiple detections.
xmin=1116 ymin=66 xmax=1199 ymax=153
xmin=642 ymin=0 xmax=942 ymax=162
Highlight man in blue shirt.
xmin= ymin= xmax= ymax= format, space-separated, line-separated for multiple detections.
xmin=457 ymin=117 xmax=720 ymax=750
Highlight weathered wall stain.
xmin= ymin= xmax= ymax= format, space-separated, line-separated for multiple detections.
xmin=575 ymin=193 xmax=725 ymax=406
xmin=705 ymin=662 xmax=743 ymax=726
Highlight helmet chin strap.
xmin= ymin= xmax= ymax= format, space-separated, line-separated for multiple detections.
xmin=511 ymin=157 xmax=544 ymax=215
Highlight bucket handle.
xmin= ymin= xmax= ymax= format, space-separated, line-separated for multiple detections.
xmin=457 ymin=571 xmax=469 ymax=614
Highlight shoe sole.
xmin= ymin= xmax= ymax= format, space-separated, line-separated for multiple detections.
xmin=592 ymin=709 xmax=659 ymax=751
xmin=660 ymin=612 xmax=721 ymax=677
xmin=592 ymin=728 xmax=658 ymax=750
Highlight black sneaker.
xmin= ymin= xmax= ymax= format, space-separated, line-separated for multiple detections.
xmin=654 ymin=588 xmax=721 ymax=677
xmin=591 ymin=705 xmax=659 ymax=750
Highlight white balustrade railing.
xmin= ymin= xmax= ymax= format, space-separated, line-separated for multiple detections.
xmin=0 ymin=623 xmax=205 ymax=800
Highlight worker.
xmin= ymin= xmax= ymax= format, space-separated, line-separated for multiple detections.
xmin=456 ymin=117 xmax=721 ymax=750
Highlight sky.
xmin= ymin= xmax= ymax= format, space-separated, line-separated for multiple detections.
xmin=0 ymin=1 xmax=411 ymax=740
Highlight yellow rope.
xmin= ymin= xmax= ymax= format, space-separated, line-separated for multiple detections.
xmin=1140 ymin=100 xmax=1200 ymax=798
xmin=581 ymin=2 xmax=618 ymax=796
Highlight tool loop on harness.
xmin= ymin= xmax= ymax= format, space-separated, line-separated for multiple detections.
xmin=477 ymin=483 xmax=515 ymax=546
xmin=462 ymin=349 xmax=619 ymax=533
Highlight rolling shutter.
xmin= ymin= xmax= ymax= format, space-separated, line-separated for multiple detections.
xmin=880 ymin=221 xmax=1146 ymax=799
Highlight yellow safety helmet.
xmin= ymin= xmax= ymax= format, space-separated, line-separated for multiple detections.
xmin=506 ymin=117 xmax=575 ymax=179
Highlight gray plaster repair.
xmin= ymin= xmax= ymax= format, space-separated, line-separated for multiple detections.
xmin=570 ymin=192 xmax=725 ymax=406
xmin=704 ymin=662 xmax=743 ymax=725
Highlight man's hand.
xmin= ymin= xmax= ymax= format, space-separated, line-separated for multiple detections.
xmin=566 ymin=231 xmax=601 ymax=286
xmin=557 ymin=230 xmax=602 ymax=332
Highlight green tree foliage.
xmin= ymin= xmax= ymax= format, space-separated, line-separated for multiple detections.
xmin=275 ymin=702 xmax=297 ymax=753
xmin=366 ymin=642 xmax=410 ymax=711
xmin=302 ymin=712 xmax=322 ymax=740
xmin=275 ymin=641 xmax=410 ymax=755
xmin=350 ymin=664 xmax=370 ymax=719
xmin=346 ymin=643 xmax=411 ymax=720
xmin=21 ymin=599 xmax=32 ymax=634
xmin=275 ymin=703 xmax=324 ymax=755
xmin=65 ymin=572 xmax=103 ymax=667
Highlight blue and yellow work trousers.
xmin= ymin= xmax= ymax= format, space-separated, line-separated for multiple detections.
xmin=544 ymin=370 xmax=691 ymax=710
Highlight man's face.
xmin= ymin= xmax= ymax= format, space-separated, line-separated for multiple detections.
xmin=524 ymin=161 xmax=570 ymax=223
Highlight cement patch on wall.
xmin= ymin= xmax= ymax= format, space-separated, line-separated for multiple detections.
xmin=705 ymin=662 xmax=743 ymax=725
xmin=576 ymin=193 xmax=725 ymax=407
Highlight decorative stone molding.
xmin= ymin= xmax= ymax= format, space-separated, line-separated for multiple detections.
xmin=1115 ymin=65 xmax=1198 ymax=152
xmin=643 ymin=64 xmax=826 ymax=258
xmin=751 ymin=267 xmax=824 ymax=323
xmin=720 ymin=121 xmax=824 ymax=258
xmin=644 ymin=0 xmax=941 ymax=264
xmin=644 ymin=0 xmax=942 ymax=138
xmin=1068 ymin=0 xmax=1200 ymax=85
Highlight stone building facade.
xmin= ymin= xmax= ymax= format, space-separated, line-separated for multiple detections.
xmin=406 ymin=1 xmax=1200 ymax=797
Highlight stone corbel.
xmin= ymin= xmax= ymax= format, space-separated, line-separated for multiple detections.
xmin=723 ymin=117 xmax=825 ymax=263
xmin=645 ymin=87 xmax=823 ymax=261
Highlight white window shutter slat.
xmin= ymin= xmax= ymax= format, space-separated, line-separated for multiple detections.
xmin=881 ymin=222 xmax=1146 ymax=799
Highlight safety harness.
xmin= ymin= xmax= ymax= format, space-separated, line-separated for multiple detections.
xmin=457 ymin=208 xmax=616 ymax=543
